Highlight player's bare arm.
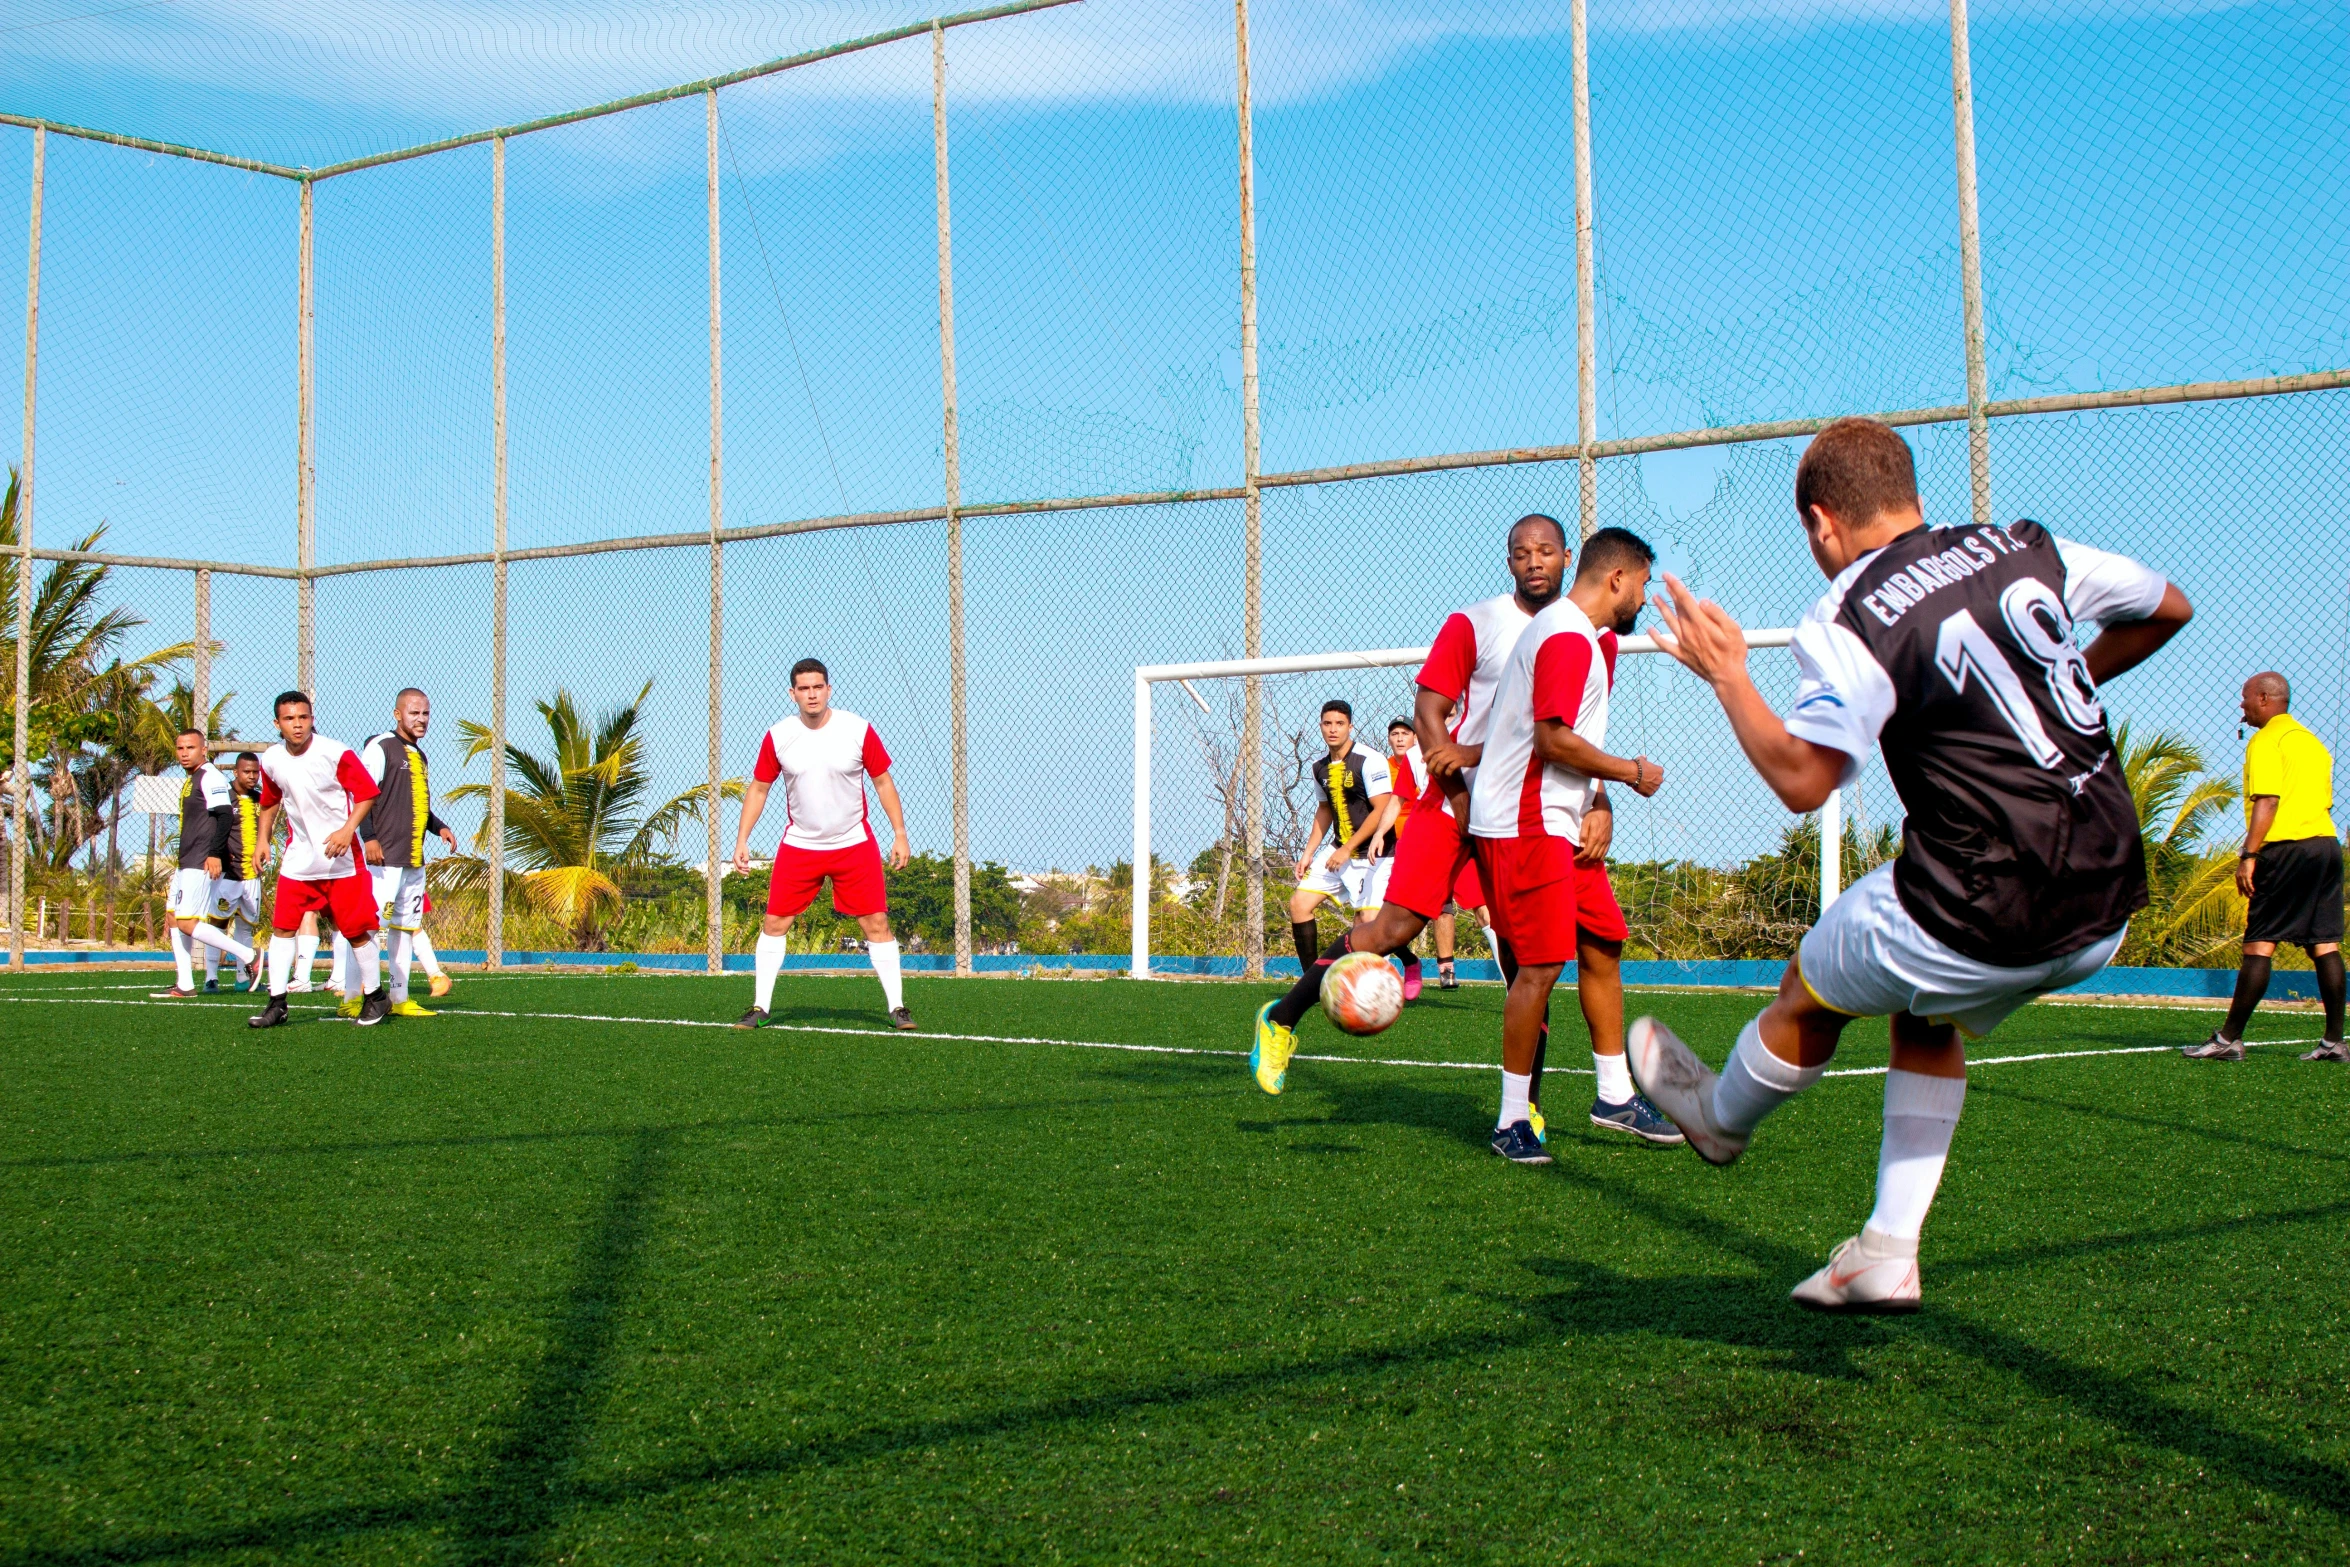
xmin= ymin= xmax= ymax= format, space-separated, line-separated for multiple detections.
xmin=2082 ymin=581 xmax=2192 ymax=684
xmin=1367 ymin=793 xmax=1401 ymax=859
xmin=1337 ymin=790 xmax=1394 ymax=863
xmin=322 ymin=796 xmax=376 ymax=861
xmin=1578 ymin=786 xmax=1612 ymax=867
xmin=1414 ymin=686 xmax=1470 ymax=778
xmin=732 ymin=775 xmax=774 ymax=874
xmin=1530 ymin=717 xmax=1660 ymax=799
xmin=870 ymin=771 xmax=913 ymax=871
xmin=1651 ymin=574 xmax=1847 ymax=812
xmin=1298 ymin=803 xmax=1334 ymax=875
xmin=2239 ymin=794 xmax=2279 ymax=897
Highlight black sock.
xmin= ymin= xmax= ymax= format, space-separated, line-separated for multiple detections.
xmin=1291 ymin=920 xmax=1321 ymax=971
xmin=2221 ymin=955 xmax=2271 ymax=1042
xmin=1529 ymin=1022 xmax=1549 ymax=1108
xmin=1270 ymin=930 xmax=1355 ymax=1028
xmin=2316 ymin=950 xmax=2346 ymax=1042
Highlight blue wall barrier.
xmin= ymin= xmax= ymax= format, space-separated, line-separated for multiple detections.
xmin=6 ymin=949 xmax=2326 ymax=1001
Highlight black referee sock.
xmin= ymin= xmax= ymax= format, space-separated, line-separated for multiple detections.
xmin=2221 ymin=954 xmax=2271 ymax=1043
xmin=2316 ymin=950 xmax=2346 ymax=1042
xmin=1290 ymin=920 xmax=1322 ymax=972
xmin=1270 ymin=930 xmax=1355 ymax=1029
xmin=1492 ymin=936 xmax=1552 ymax=1107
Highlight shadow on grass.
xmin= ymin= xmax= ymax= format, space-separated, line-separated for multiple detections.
xmin=1971 ymin=1077 xmax=2349 ymax=1164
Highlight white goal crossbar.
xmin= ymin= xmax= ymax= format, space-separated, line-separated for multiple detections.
xmin=1130 ymin=627 xmax=1834 ymax=978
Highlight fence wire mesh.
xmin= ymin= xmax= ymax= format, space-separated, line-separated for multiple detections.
xmin=3 ymin=0 xmax=2341 ymax=972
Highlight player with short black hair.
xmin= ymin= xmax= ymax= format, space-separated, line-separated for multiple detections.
xmin=195 ymin=752 xmax=266 ymax=992
xmin=1633 ymin=415 xmax=2193 ymax=1311
xmin=155 ymin=729 xmax=255 ymax=997
xmin=1283 ymin=700 xmax=1394 ymax=972
xmin=249 ymin=694 xmax=391 ymax=1029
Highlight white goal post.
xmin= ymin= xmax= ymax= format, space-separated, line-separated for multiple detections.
xmin=1130 ymin=628 xmax=1834 ymax=978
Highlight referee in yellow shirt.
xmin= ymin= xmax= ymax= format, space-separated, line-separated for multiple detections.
xmin=2186 ymin=672 xmax=2348 ymax=1061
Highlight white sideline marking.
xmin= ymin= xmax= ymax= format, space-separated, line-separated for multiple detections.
xmin=0 ymin=994 xmax=2315 ymax=1078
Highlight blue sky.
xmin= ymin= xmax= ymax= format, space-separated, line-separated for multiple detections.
xmin=3 ymin=0 xmax=2346 ymax=874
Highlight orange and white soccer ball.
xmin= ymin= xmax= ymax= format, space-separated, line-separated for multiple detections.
xmin=1321 ymin=950 xmax=1405 ymax=1036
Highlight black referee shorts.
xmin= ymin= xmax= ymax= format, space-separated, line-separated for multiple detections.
xmin=2245 ymin=836 xmax=2346 ymax=947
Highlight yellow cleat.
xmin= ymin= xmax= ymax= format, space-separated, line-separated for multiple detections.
xmin=388 ymin=1000 xmax=435 ymax=1018
xmin=1251 ymin=1001 xmax=1298 ymax=1095
xmin=338 ymin=997 xmax=363 ymax=1019
xmin=428 ymin=974 xmax=453 ymax=999
xmin=1528 ymin=1101 xmax=1547 ymax=1146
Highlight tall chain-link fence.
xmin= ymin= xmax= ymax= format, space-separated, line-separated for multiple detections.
xmin=3 ymin=0 xmax=2343 ymax=972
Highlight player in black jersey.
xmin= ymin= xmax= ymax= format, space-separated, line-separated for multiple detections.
xmin=1629 ymin=417 xmax=2191 ymax=1312
xmin=1283 ymin=701 xmax=1395 ymax=972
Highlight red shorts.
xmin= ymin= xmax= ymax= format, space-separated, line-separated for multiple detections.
xmin=1471 ymin=834 xmax=1627 ymax=965
xmin=767 ymin=833 xmax=889 ymax=919
xmin=271 ymin=865 xmax=380 ymax=937
xmin=1384 ymin=801 xmax=1480 ymax=922
xmin=1452 ymin=859 xmax=1489 ymax=916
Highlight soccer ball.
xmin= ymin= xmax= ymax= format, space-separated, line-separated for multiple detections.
xmin=1322 ymin=950 xmax=1405 ymax=1036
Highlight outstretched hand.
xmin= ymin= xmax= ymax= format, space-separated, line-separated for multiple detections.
xmin=1650 ymin=574 xmax=1750 ymax=689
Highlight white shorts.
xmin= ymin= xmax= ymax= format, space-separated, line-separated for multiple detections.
xmin=1298 ymin=848 xmax=1393 ymax=912
xmin=167 ymin=867 xmax=214 ymax=920
xmin=206 ymin=879 xmax=260 ymax=926
xmin=1798 ymin=861 xmax=2125 ymax=1039
xmin=373 ymin=865 xmax=427 ymax=933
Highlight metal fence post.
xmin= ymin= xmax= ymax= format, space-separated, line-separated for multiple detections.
xmin=705 ymin=88 xmax=725 ymax=976
xmin=1572 ymin=0 xmax=1598 ymax=540
xmin=934 ymin=22 xmax=973 ymax=978
xmin=297 ymin=177 xmax=315 ymax=693
xmin=487 ymin=134 xmax=507 ymax=970
xmin=1948 ymin=0 xmax=1992 ymax=528
xmin=192 ymin=569 xmax=210 ymax=724
xmin=12 ymin=125 xmax=42 ymax=969
xmin=1234 ymin=0 xmax=1264 ymax=980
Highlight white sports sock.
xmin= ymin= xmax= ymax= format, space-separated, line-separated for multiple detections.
xmin=189 ymin=922 xmax=254 ymax=967
xmin=1480 ymin=924 xmax=1500 ymax=959
xmin=413 ymin=928 xmax=444 ymax=980
xmin=267 ymin=934 xmax=296 ymax=996
xmin=1498 ymin=1069 xmax=1533 ymax=1129
xmin=196 ymin=931 xmax=217 ymax=985
xmin=1867 ymin=1069 xmax=1967 ymax=1241
xmin=1592 ymin=1048 xmax=1634 ymax=1104
xmin=868 ymin=939 xmax=904 ymax=1010
xmin=1711 ymin=1015 xmax=1824 ymax=1135
xmin=295 ymin=931 xmax=318 ymax=983
xmin=753 ymin=931 xmax=789 ymax=1012
xmin=332 ymin=931 xmax=355 ymax=994
xmin=169 ymin=927 xmax=195 ymax=990
xmin=388 ymin=930 xmax=413 ymax=1002
xmin=353 ymin=936 xmax=381 ymax=997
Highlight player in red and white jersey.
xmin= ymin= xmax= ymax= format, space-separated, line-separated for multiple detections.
xmin=248 ymin=692 xmax=388 ymax=1029
xmin=730 ymin=657 xmax=916 ymax=1031
xmin=1250 ymin=514 xmax=1562 ymax=1096
xmin=1467 ymin=528 xmax=1669 ymax=1162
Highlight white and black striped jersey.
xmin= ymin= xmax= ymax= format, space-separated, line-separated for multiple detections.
xmin=1783 ymin=519 xmax=2168 ymax=966
xmin=1317 ymin=744 xmax=1394 ymax=851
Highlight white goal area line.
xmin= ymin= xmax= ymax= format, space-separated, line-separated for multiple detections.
xmin=1131 ymin=628 xmax=1808 ymax=980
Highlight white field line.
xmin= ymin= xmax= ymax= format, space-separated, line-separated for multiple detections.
xmin=0 ymin=994 xmax=2315 ymax=1078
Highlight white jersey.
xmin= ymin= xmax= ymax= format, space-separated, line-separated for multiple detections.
xmin=753 ymin=709 xmax=894 ymax=851
xmin=256 ymin=737 xmax=379 ymax=881
xmin=1467 ymin=597 xmax=1618 ymax=841
xmin=1411 ymin=592 xmax=1537 ymax=819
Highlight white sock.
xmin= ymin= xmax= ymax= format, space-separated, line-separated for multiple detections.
xmin=1711 ymin=1015 xmax=1824 ymax=1135
xmin=869 ymin=939 xmax=904 ymax=1010
xmin=332 ymin=931 xmax=355 ymax=994
xmin=1480 ymin=924 xmax=1499 ymax=959
xmin=1866 ymin=1069 xmax=1967 ymax=1242
xmin=295 ymin=931 xmax=318 ymax=983
xmin=388 ymin=930 xmax=413 ymax=1002
xmin=754 ymin=931 xmax=789 ymax=1012
xmin=353 ymin=936 xmax=381 ymax=997
xmin=196 ymin=934 xmax=217 ymax=985
xmin=190 ymin=922 xmax=254 ymax=967
xmin=1593 ymin=1049 xmax=1634 ymax=1104
xmin=413 ymin=928 xmax=444 ymax=980
xmin=170 ymin=927 xmax=194 ymax=989
xmin=1498 ymin=1068 xmax=1532 ymax=1129
xmin=268 ymin=934 xmax=295 ymax=996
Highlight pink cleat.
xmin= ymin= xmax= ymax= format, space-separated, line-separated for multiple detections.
xmin=1400 ymin=956 xmax=1423 ymax=1002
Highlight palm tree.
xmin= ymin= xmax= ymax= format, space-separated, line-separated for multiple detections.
xmin=446 ymin=680 xmax=740 ymax=950
xmin=2116 ymin=723 xmax=2243 ymax=967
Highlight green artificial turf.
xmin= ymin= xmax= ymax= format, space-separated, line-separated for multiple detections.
xmin=1 ymin=968 xmax=2344 ymax=1564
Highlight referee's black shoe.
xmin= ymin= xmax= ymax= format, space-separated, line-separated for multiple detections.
xmin=248 ymin=995 xmax=290 ymax=1029
xmin=355 ymin=987 xmax=392 ymax=1027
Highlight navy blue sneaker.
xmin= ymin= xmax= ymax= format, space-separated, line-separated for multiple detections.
xmin=1589 ymin=1094 xmax=1687 ymax=1145
xmin=1490 ymin=1120 xmax=1552 ymax=1164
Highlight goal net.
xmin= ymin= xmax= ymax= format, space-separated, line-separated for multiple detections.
xmin=1129 ymin=627 xmax=1869 ymax=977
